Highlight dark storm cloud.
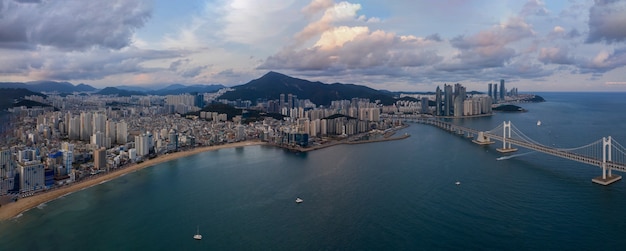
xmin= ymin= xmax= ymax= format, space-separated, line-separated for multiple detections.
xmin=0 ymin=0 xmax=151 ymax=50
xmin=586 ymin=0 xmax=626 ymax=43
xmin=36 ymin=48 xmax=186 ymax=80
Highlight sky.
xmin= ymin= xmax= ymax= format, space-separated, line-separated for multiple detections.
xmin=0 ymin=0 xmax=625 ymax=92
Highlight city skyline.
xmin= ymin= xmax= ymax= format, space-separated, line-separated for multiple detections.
xmin=1 ymin=0 xmax=626 ymax=92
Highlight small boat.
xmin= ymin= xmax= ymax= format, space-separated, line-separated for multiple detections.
xmin=537 ymin=120 xmax=542 ymax=126
xmin=193 ymin=226 xmax=202 ymax=240
xmin=295 ymin=197 xmax=303 ymax=203
xmin=455 ymin=181 xmax=461 ymax=185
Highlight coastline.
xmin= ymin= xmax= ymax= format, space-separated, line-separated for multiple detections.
xmin=0 ymin=140 xmax=266 ymax=221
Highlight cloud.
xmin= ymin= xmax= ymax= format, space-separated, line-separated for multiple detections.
xmin=441 ymin=17 xmax=535 ymax=71
xmin=578 ymin=47 xmax=626 ymax=73
xmin=23 ymin=47 xmax=186 ymax=80
xmin=261 ymin=26 xmax=442 ymax=72
xmin=295 ymin=1 xmax=364 ymax=44
xmin=0 ymin=0 xmax=151 ymax=50
xmin=538 ymin=47 xmax=575 ymax=65
xmin=520 ymin=0 xmax=549 ymax=16
xmin=169 ymin=58 xmax=210 ymax=78
xmin=587 ymin=0 xmax=626 ymax=43
xmin=302 ymin=0 xmax=333 ymax=16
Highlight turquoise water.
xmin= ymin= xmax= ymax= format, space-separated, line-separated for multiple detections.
xmin=1 ymin=92 xmax=626 ymax=250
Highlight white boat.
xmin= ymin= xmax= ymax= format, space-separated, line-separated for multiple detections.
xmin=537 ymin=120 xmax=542 ymax=126
xmin=455 ymin=181 xmax=461 ymax=185
xmin=295 ymin=197 xmax=303 ymax=203
xmin=193 ymin=226 xmax=202 ymax=240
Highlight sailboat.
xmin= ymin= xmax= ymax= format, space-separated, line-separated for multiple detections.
xmin=537 ymin=120 xmax=542 ymax=126
xmin=193 ymin=226 xmax=202 ymax=240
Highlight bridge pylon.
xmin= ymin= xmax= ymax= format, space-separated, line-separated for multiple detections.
xmin=496 ymin=121 xmax=518 ymax=153
xmin=472 ymin=131 xmax=494 ymax=145
xmin=592 ymin=136 xmax=622 ymax=185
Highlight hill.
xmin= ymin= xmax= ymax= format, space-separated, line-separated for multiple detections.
xmin=96 ymin=87 xmax=145 ymax=97
xmin=218 ymin=71 xmax=396 ymax=106
xmin=186 ymin=103 xmax=285 ymax=123
xmin=0 ymin=88 xmax=47 ymax=111
xmin=0 ymin=81 xmax=97 ymax=93
xmin=150 ymin=84 xmax=225 ymax=96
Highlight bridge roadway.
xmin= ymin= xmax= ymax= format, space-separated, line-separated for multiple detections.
xmin=412 ymin=118 xmax=626 ymax=173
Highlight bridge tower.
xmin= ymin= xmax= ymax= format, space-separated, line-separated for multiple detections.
xmin=592 ymin=136 xmax=622 ymax=185
xmin=496 ymin=121 xmax=518 ymax=153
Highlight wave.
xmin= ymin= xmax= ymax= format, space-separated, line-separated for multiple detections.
xmin=36 ymin=203 xmax=47 ymax=209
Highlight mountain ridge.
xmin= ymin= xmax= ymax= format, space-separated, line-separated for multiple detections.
xmin=218 ymin=71 xmax=396 ymax=106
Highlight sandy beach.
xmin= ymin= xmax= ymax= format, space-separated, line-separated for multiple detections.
xmin=0 ymin=141 xmax=266 ymax=221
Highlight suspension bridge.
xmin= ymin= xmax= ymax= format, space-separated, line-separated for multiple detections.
xmin=412 ymin=118 xmax=626 ymax=185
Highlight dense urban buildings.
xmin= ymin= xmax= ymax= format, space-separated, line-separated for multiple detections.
xmin=0 ymin=80 xmax=527 ymax=196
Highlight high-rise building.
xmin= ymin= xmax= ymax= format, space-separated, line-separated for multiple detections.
xmin=421 ymin=97 xmax=430 ymax=114
xmin=0 ymin=149 xmax=16 ymax=195
xmin=493 ymin=85 xmax=498 ymax=103
xmin=106 ymin=120 xmax=117 ymax=145
xmin=80 ymin=112 xmax=93 ymax=141
xmin=488 ymin=83 xmax=493 ymax=98
xmin=17 ymin=161 xmax=44 ymax=192
xmin=94 ymin=148 xmax=106 ymax=170
xmin=91 ymin=131 xmax=105 ymax=148
xmin=61 ymin=142 xmax=74 ymax=175
xmin=135 ymin=134 xmax=149 ymax=157
xmin=500 ymin=79 xmax=505 ymax=100
xmin=68 ymin=116 xmax=80 ymax=140
xmin=116 ymin=121 xmax=128 ymax=144
xmin=435 ymin=86 xmax=442 ymax=116
xmin=444 ymin=84 xmax=453 ymax=116
xmin=93 ymin=113 xmax=106 ymax=136
xmin=287 ymin=94 xmax=294 ymax=109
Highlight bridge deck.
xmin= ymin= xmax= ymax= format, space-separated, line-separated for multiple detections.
xmin=411 ymin=118 xmax=626 ymax=173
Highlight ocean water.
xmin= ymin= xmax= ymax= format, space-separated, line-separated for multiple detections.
xmin=1 ymin=92 xmax=626 ymax=250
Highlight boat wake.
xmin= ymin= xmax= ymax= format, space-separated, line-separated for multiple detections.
xmin=497 ymin=151 xmax=534 ymax=161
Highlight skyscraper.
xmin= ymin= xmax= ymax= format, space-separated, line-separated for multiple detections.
xmin=80 ymin=112 xmax=93 ymax=141
xmin=435 ymin=86 xmax=442 ymax=116
xmin=444 ymin=84 xmax=453 ymax=116
xmin=0 ymin=149 xmax=16 ymax=195
xmin=488 ymin=83 xmax=493 ymax=98
xmin=116 ymin=121 xmax=128 ymax=144
xmin=500 ymin=79 xmax=505 ymax=100
xmin=61 ymin=142 xmax=74 ymax=175
xmin=493 ymin=85 xmax=498 ymax=103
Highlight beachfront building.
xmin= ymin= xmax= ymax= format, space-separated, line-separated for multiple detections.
xmin=61 ymin=142 xmax=74 ymax=175
xmin=94 ymin=148 xmax=106 ymax=171
xmin=0 ymin=149 xmax=16 ymax=195
xmin=17 ymin=161 xmax=45 ymax=192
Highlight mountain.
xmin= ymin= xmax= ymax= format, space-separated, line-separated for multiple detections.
xmin=96 ymin=87 xmax=145 ymax=97
xmin=0 ymin=88 xmax=47 ymax=111
xmin=0 ymin=81 xmax=97 ymax=93
xmin=218 ymin=71 xmax=396 ymax=106
xmin=75 ymin=83 xmax=98 ymax=92
xmin=150 ymin=84 xmax=226 ymax=96
xmin=113 ymin=84 xmax=226 ymax=95
xmin=115 ymin=85 xmax=153 ymax=92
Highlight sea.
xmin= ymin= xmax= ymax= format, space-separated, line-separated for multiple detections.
xmin=1 ymin=92 xmax=626 ymax=250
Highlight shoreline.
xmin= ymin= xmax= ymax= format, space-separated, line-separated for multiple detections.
xmin=272 ymin=125 xmax=411 ymax=152
xmin=0 ymin=140 xmax=266 ymax=221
